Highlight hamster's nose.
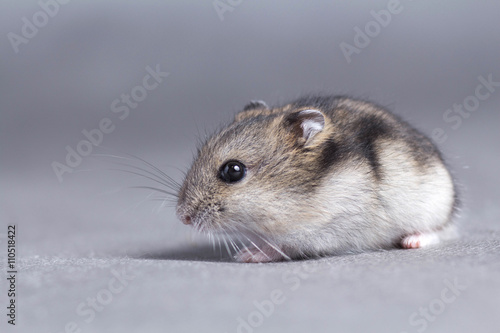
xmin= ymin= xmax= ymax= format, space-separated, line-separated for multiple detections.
xmin=181 ymin=215 xmax=192 ymax=225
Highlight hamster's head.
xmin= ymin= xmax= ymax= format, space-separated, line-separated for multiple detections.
xmin=176 ymin=100 xmax=331 ymax=238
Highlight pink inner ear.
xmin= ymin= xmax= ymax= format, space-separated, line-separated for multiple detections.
xmin=297 ymin=109 xmax=325 ymax=142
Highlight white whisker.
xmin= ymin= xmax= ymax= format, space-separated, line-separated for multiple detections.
xmin=239 ymin=232 xmax=270 ymax=260
xmin=237 ymin=224 xmax=291 ymax=260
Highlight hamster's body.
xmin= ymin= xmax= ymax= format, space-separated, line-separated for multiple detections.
xmin=176 ymin=96 xmax=458 ymax=262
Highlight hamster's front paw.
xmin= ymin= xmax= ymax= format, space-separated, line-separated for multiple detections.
xmin=234 ymin=245 xmax=286 ymax=263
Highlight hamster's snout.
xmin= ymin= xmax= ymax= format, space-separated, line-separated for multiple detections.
xmin=175 ymin=202 xmax=192 ymax=225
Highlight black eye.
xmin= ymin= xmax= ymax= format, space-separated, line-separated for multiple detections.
xmin=219 ymin=160 xmax=246 ymax=183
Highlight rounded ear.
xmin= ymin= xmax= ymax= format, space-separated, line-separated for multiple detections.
xmin=243 ymin=100 xmax=269 ymax=112
xmin=235 ymin=100 xmax=269 ymax=122
xmin=285 ymin=109 xmax=325 ymax=146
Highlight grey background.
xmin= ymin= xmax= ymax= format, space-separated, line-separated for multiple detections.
xmin=1 ymin=1 xmax=499 ymax=332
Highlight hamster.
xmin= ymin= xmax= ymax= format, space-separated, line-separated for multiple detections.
xmin=176 ymin=95 xmax=458 ymax=263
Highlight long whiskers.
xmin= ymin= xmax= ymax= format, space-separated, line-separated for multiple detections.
xmin=221 ymin=229 xmax=239 ymax=254
xmin=104 ymin=165 xmax=179 ymax=192
xmin=93 ymin=148 xmax=181 ymax=188
xmin=230 ymin=227 xmax=270 ymax=261
xmin=237 ymin=224 xmax=291 ymax=261
xmin=127 ymin=186 xmax=178 ymax=198
xmin=87 ymin=148 xmax=183 ymax=214
xmin=93 ymin=155 xmax=180 ymax=191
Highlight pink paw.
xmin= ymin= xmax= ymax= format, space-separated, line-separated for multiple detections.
xmin=401 ymin=232 xmax=440 ymax=249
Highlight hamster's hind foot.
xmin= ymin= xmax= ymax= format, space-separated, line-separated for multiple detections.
xmin=401 ymin=232 xmax=440 ymax=249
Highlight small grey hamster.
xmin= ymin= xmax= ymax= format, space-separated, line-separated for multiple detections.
xmin=176 ymin=95 xmax=458 ymax=263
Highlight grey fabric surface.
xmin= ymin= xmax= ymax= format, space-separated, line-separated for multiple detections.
xmin=6 ymin=229 xmax=500 ymax=333
xmin=1 ymin=1 xmax=499 ymax=332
